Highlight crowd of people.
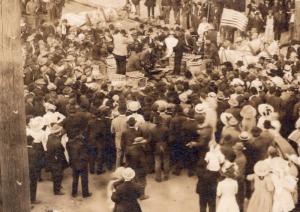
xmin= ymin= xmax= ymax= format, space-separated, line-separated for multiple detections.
xmin=21 ymin=0 xmax=300 ymax=211
xmin=22 ymin=0 xmax=65 ymax=29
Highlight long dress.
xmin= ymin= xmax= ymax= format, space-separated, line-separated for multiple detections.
xmin=264 ymin=16 xmax=274 ymax=43
xmin=247 ymin=175 xmax=274 ymax=212
xmin=216 ymin=178 xmax=240 ymax=212
xmin=271 ymin=174 xmax=297 ymax=212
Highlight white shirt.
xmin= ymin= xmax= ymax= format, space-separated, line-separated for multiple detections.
xmin=164 ymin=35 xmax=178 ymax=58
xmin=205 ymin=146 xmax=225 ymax=172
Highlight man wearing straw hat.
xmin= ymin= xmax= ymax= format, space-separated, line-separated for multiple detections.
xmin=46 ymin=124 xmax=68 ymax=195
xmin=112 ymin=168 xmax=143 ymax=212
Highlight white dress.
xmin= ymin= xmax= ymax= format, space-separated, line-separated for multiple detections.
xmin=264 ymin=16 xmax=274 ymax=43
xmin=217 ymin=178 xmax=240 ymax=212
xmin=271 ymin=174 xmax=297 ymax=212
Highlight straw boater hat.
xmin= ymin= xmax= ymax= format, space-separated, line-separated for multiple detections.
xmin=122 ymin=168 xmax=136 ymax=181
xmin=228 ymin=98 xmax=239 ymax=107
xmin=220 ymin=112 xmax=238 ymax=126
xmin=127 ymin=101 xmax=141 ymax=112
xmin=254 ymin=161 xmax=271 ymax=177
xmin=112 ymin=167 xmax=126 ymax=179
xmin=258 ymin=104 xmax=274 ymax=117
xmin=239 ymin=131 xmax=250 ymax=141
xmin=195 ymin=103 xmax=207 ymax=114
xmin=240 ymin=105 xmax=257 ymax=119
xmin=230 ymin=78 xmax=245 ymax=87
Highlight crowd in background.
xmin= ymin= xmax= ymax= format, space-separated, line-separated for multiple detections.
xmin=21 ymin=0 xmax=300 ymax=211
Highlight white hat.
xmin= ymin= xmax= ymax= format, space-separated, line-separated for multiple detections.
xmin=230 ymin=78 xmax=245 ymax=87
xmin=208 ymin=92 xmax=217 ymax=98
xmin=220 ymin=112 xmax=238 ymax=126
xmin=228 ymin=97 xmax=239 ymax=107
xmin=195 ymin=103 xmax=206 ymax=114
xmin=112 ymin=167 xmax=126 ymax=179
xmin=239 ymin=131 xmax=250 ymax=141
xmin=122 ymin=167 xmax=136 ymax=181
xmin=127 ymin=101 xmax=141 ymax=112
xmin=258 ymin=104 xmax=274 ymax=117
xmin=254 ymin=161 xmax=271 ymax=177
xmin=240 ymin=105 xmax=257 ymax=118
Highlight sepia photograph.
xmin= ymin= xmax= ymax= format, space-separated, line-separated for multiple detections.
xmin=0 ymin=0 xmax=300 ymax=211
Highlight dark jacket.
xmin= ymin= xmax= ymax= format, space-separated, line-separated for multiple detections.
xmin=125 ymin=145 xmax=148 ymax=177
xmin=28 ymin=145 xmax=40 ymax=172
xmin=87 ymin=117 xmax=105 ymax=147
xmin=150 ymin=124 xmax=169 ymax=154
xmin=46 ymin=134 xmax=68 ymax=171
xmin=66 ymin=136 xmax=89 ymax=170
xmin=144 ymin=0 xmax=156 ymax=7
xmin=112 ymin=181 xmax=143 ymax=212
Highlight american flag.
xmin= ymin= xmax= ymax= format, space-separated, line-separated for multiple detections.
xmin=220 ymin=8 xmax=248 ymax=31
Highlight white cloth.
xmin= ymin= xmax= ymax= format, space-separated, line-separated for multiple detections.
xmin=43 ymin=111 xmax=65 ymax=126
xmin=264 ymin=16 xmax=274 ymax=43
xmin=217 ymin=178 xmax=240 ymax=212
xmin=271 ymin=174 xmax=296 ymax=212
xmin=205 ymin=146 xmax=225 ymax=172
xmin=26 ymin=128 xmax=48 ymax=151
xmin=112 ymin=33 xmax=133 ymax=56
xmin=164 ymin=35 xmax=178 ymax=58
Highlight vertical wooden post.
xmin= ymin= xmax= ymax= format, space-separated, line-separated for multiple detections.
xmin=296 ymin=0 xmax=300 ymax=41
xmin=0 ymin=0 xmax=31 ymax=212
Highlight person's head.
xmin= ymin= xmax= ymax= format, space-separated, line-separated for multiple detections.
xmin=118 ymin=105 xmax=127 ymax=115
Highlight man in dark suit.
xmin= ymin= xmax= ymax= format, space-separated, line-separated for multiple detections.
xmin=196 ymin=159 xmax=217 ymax=212
xmin=181 ymin=109 xmax=199 ymax=176
xmin=87 ymin=109 xmax=106 ymax=175
xmin=102 ymin=108 xmax=115 ymax=171
xmin=66 ymin=134 xmax=92 ymax=198
xmin=27 ymin=136 xmax=40 ymax=204
xmin=169 ymin=106 xmax=187 ymax=175
xmin=274 ymin=9 xmax=287 ymax=41
xmin=150 ymin=116 xmax=170 ymax=182
xmin=46 ymin=125 xmax=68 ymax=195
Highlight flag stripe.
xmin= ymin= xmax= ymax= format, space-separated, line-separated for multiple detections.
xmin=220 ymin=8 xmax=248 ymax=31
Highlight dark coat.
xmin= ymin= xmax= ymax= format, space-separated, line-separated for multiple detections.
xmin=87 ymin=117 xmax=105 ymax=147
xmin=125 ymin=145 xmax=148 ymax=177
xmin=144 ymin=0 xmax=156 ymax=7
xmin=46 ymin=134 xmax=68 ymax=171
xmin=62 ymin=112 xmax=89 ymax=139
xmin=28 ymin=145 xmax=40 ymax=172
xmin=121 ymin=127 xmax=142 ymax=151
xmin=112 ymin=181 xmax=143 ymax=212
xmin=66 ymin=136 xmax=89 ymax=170
xmin=149 ymin=124 xmax=170 ymax=154
xmin=169 ymin=114 xmax=186 ymax=144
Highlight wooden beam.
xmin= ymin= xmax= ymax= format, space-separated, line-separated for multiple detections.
xmin=296 ymin=0 xmax=300 ymax=41
xmin=0 ymin=0 xmax=31 ymax=212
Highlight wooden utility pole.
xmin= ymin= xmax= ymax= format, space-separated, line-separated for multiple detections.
xmin=296 ymin=0 xmax=300 ymax=41
xmin=0 ymin=0 xmax=31 ymax=212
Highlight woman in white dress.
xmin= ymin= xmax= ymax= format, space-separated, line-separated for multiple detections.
xmin=270 ymin=157 xmax=297 ymax=212
xmin=264 ymin=10 xmax=275 ymax=43
xmin=217 ymin=164 xmax=240 ymax=212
